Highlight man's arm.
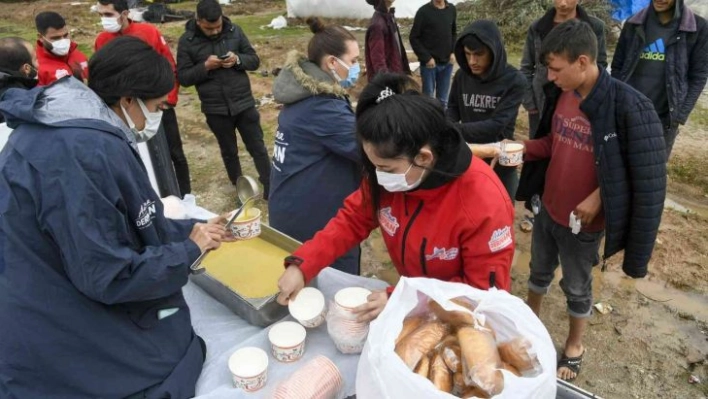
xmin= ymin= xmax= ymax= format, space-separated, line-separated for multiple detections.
xmin=621 ymin=96 xmax=667 ymax=278
xmin=176 ymin=37 xmax=210 ymax=87
xmin=457 ymin=76 xmax=525 ymax=143
xmin=595 ymin=21 xmax=608 ymax=70
xmin=367 ymin=24 xmax=389 ymax=76
xmin=610 ymin=24 xmax=631 ymax=79
xmin=520 ymin=26 xmax=537 ymax=111
xmin=677 ymin=25 xmax=708 ymax=124
xmin=152 ymin=31 xmax=180 ymax=105
xmin=233 ymin=25 xmax=260 ymax=71
xmin=446 ymin=72 xmax=462 ymax=122
xmin=409 ymin=9 xmax=432 ymax=64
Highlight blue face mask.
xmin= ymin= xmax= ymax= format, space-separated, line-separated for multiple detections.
xmin=332 ymin=57 xmax=360 ymax=88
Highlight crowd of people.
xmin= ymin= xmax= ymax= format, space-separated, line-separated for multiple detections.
xmin=0 ymin=0 xmax=706 ymax=397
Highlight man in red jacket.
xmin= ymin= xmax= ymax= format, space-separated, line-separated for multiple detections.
xmin=95 ymin=0 xmax=192 ymax=198
xmin=35 ymin=11 xmax=89 ymax=86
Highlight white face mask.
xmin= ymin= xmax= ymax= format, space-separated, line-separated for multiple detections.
xmin=121 ymin=98 xmax=163 ymax=142
xmin=376 ymin=163 xmax=424 ymax=192
xmin=48 ymin=38 xmax=71 ymax=57
xmin=101 ymin=16 xmax=122 ymax=33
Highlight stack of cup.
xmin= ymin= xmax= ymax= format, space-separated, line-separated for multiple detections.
xmin=272 ymin=355 xmax=343 ymax=399
xmin=327 ymin=287 xmax=372 ymax=354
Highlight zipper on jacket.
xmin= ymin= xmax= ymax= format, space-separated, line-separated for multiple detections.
xmin=419 ymin=238 xmax=428 ymax=276
xmin=595 ymin=143 xmax=610 ymax=271
xmin=404 ymin=192 xmax=409 ymax=216
xmin=401 ymin=200 xmax=424 ymax=268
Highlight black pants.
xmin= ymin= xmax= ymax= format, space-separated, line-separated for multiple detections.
xmin=663 ymin=123 xmax=679 ymax=160
xmin=205 ymin=108 xmax=271 ymax=195
xmin=162 ymin=107 xmax=191 ymax=197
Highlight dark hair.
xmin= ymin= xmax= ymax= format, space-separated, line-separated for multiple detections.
xmin=197 ymin=0 xmax=222 ymax=23
xmin=540 ymin=19 xmax=597 ymax=66
xmin=88 ymin=36 xmax=173 ymax=106
xmin=98 ymin=0 xmax=128 ymax=13
xmin=461 ymin=34 xmax=487 ymax=52
xmin=35 ymin=11 xmax=66 ymax=35
xmin=356 ymin=73 xmax=458 ymax=218
xmin=306 ymin=17 xmax=356 ymax=65
xmin=0 ymin=37 xmax=32 ymax=71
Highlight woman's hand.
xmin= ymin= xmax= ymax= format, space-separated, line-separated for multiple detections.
xmin=352 ymin=290 xmax=389 ymax=322
xmin=468 ymin=143 xmax=501 ymax=159
xmin=276 ymin=265 xmax=305 ymax=305
xmin=208 ymin=211 xmax=237 ymax=242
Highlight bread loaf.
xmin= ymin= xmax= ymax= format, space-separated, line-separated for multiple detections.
xmin=414 ymin=354 xmax=430 ymax=377
xmin=457 ymin=326 xmax=503 ymax=396
xmin=429 ymin=299 xmax=475 ymax=328
xmin=395 ymin=321 xmax=449 ymax=370
xmin=498 ymin=337 xmax=540 ymax=375
xmin=430 ymin=352 xmax=453 ymax=393
xmin=396 ymin=316 xmax=426 ymax=345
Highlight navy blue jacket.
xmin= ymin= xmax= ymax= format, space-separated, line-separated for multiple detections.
xmin=611 ymin=0 xmax=708 ymax=125
xmin=517 ymin=69 xmax=667 ymax=278
xmin=0 ymin=78 xmax=204 ymax=398
xmin=268 ymin=52 xmax=361 ymax=274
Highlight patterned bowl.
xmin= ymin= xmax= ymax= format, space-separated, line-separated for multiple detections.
xmin=228 ymin=347 xmax=268 ymax=392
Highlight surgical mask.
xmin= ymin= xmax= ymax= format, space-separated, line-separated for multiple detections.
xmin=48 ymin=38 xmax=71 ymax=57
xmin=331 ymin=57 xmax=360 ymax=88
xmin=376 ymin=163 xmax=424 ymax=192
xmin=121 ymin=98 xmax=163 ymax=142
xmin=101 ymin=16 xmax=122 ymax=33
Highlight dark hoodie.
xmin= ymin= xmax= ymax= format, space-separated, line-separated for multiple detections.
xmin=0 ymin=68 xmax=37 ymax=123
xmin=365 ymin=0 xmax=411 ymax=80
xmin=447 ymin=21 xmax=527 ymax=144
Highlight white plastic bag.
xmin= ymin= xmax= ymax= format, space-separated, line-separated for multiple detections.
xmin=356 ymin=277 xmax=557 ymax=399
xmin=268 ymin=16 xmax=287 ymax=30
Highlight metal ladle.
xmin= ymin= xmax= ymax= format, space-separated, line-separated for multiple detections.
xmin=190 ymin=176 xmax=263 ymax=274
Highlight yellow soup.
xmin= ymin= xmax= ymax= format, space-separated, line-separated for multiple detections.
xmin=200 ymin=238 xmax=289 ymax=299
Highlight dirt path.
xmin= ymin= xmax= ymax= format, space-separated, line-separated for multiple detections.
xmin=1 ymin=1 xmax=706 ymax=397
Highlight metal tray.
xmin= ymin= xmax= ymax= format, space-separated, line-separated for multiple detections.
xmin=189 ymin=224 xmax=301 ymax=327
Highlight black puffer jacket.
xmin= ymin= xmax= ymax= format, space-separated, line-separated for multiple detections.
xmin=517 ymin=69 xmax=667 ymax=278
xmin=611 ymin=0 xmax=708 ymax=125
xmin=176 ymin=17 xmax=259 ymax=116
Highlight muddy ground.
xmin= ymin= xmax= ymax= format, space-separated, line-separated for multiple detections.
xmin=1 ymin=1 xmax=706 ymax=397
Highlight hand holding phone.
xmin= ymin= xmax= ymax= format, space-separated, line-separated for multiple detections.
xmin=218 ymin=54 xmax=230 ymax=60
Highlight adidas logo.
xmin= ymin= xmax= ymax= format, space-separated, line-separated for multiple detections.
xmin=640 ymin=38 xmax=666 ymax=61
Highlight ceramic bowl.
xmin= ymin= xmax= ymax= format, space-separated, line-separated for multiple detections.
xmin=289 ymin=287 xmax=327 ymax=328
xmin=228 ymin=347 xmax=268 ymax=392
xmin=230 ymin=208 xmax=261 ymax=240
xmin=268 ymin=321 xmax=307 ymax=362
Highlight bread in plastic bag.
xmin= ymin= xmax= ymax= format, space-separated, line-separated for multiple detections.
xmin=497 ymin=337 xmax=541 ymax=376
xmin=395 ymin=321 xmax=449 ymax=370
xmin=458 ymin=325 xmax=503 ymax=396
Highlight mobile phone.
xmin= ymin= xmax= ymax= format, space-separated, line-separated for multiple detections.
xmin=218 ymin=54 xmax=230 ymax=60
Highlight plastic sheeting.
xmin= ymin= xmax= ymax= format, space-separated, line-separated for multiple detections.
xmin=187 ymin=267 xmax=389 ymax=398
xmin=286 ymin=0 xmax=467 ymax=19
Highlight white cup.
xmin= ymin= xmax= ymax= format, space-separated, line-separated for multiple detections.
xmin=228 ymin=347 xmax=268 ymax=392
xmin=288 ymin=287 xmax=327 ymax=328
xmin=498 ymin=142 xmax=524 ymax=167
xmin=268 ymin=321 xmax=307 ymax=363
xmin=230 ymin=208 xmax=261 ymax=240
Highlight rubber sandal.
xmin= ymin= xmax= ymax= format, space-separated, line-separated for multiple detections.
xmin=520 ymin=215 xmax=534 ymax=233
xmin=557 ymin=350 xmax=585 ymax=382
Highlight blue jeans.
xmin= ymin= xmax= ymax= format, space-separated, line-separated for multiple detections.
xmin=421 ymin=63 xmax=453 ymax=108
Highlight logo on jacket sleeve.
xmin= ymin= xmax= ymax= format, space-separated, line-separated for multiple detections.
xmin=136 ymin=199 xmax=157 ymax=229
xmin=426 ymin=247 xmax=459 ymax=261
xmin=378 ymin=207 xmax=399 ymax=236
xmin=488 ymin=226 xmax=512 ymax=253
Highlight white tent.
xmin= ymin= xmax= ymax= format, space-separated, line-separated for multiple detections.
xmin=286 ymin=0 xmax=468 ymax=20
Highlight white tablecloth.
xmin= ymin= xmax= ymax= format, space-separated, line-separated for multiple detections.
xmin=186 ymin=267 xmax=388 ymax=399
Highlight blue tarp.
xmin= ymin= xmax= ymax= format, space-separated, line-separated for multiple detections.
xmin=611 ymin=0 xmax=650 ymax=20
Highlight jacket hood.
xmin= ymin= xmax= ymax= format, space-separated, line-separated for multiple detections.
xmin=454 ymin=20 xmax=508 ymax=83
xmin=185 ymin=16 xmax=235 ymax=39
xmin=413 ymin=125 xmax=472 ymax=193
xmin=0 ymin=69 xmax=37 ymax=95
xmin=628 ymin=0 xmax=696 ymax=32
xmin=272 ymin=51 xmax=347 ymax=105
xmin=0 ymin=77 xmax=137 ymax=148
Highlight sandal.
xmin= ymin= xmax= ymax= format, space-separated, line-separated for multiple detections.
xmin=557 ymin=350 xmax=585 ymax=382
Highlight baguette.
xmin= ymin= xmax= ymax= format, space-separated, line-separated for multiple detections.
xmin=429 ymin=299 xmax=475 ymax=328
xmin=414 ymin=354 xmax=431 ymax=378
xmin=395 ymin=321 xmax=449 ymax=370
xmin=430 ymin=352 xmax=453 ymax=393
xmin=457 ymin=326 xmax=503 ymax=396
xmin=396 ymin=316 xmax=426 ymax=345
xmin=498 ymin=337 xmax=540 ymax=375
xmin=501 ymin=361 xmax=521 ymax=377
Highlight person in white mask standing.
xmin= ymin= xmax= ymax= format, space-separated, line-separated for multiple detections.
xmin=35 ymin=11 xmax=89 ymax=86
xmin=94 ymin=0 xmax=192 ymax=198
xmin=276 ymin=73 xmax=515 ymax=322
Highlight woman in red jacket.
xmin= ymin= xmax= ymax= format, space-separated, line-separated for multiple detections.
xmin=277 ymin=74 xmax=514 ymax=321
